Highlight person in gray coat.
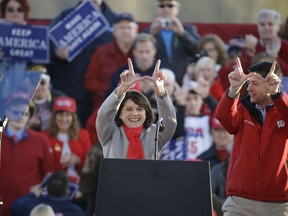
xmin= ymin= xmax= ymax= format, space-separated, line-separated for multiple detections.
xmin=96 ymin=58 xmax=177 ymax=159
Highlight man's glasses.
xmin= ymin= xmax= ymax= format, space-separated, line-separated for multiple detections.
xmin=6 ymin=6 xmax=24 ymax=13
xmin=158 ymin=4 xmax=175 ymax=8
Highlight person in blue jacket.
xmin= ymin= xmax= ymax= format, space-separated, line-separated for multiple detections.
xmin=47 ymin=0 xmax=117 ymax=127
xmin=10 ymin=171 xmax=85 ymax=216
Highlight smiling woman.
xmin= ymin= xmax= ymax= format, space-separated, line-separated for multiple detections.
xmin=41 ymin=96 xmax=91 ymax=183
xmin=96 ymin=58 xmax=177 ymax=159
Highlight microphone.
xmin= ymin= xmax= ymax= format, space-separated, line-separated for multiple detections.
xmin=154 ymin=117 xmax=165 ymax=160
xmin=157 ymin=117 xmax=165 ymax=132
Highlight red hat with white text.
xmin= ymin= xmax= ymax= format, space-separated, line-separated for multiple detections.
xmin=53 ymin=96 xmax=76 ymax=113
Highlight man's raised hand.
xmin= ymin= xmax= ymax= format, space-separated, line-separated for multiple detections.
xmin=228 ymin=57 xmax=251 ymax=97
xmin=264 ymin=62 xmax=281 ymax=95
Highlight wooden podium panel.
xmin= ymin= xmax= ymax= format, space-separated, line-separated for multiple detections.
xmin=95 ymin=159 xmax=212 ymax=216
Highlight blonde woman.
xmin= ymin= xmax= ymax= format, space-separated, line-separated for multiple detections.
xmin=42 ymin=96 xmax=91 ymax=183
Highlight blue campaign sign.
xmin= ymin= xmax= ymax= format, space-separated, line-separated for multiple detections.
xmin=0 ymin=21 xmax=49 ymax=63
xmin=48 ymin=0 xmax=110 ymax=62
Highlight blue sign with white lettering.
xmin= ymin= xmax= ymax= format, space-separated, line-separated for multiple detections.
xmin=48 ymin=0 xmax=110 ymax=62
xmin=0 ymin=22 xmax=49 ymax=63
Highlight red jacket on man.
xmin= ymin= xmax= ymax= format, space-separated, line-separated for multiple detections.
xmin=215 ymin=91 xmax=288 ymax=202
xmin=0 ymin=129 xmax=54 ymax=216
xmin=84 ymin=40 xmax=133 ymax=109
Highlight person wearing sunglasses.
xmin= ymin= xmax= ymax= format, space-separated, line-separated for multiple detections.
xmin=0 ymin=0 xmax=30 ymax=80
xmin=0 ymin=0 xmax=29 ymax=24
xmin=147 ymin=0 xmax=200 ymax=86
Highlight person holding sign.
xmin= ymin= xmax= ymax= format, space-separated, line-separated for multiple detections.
xmin=0 ymin=0 xmax=30 ymax=77
xmin=0 ymin=93 xmax=54 ymax=216
xmin=48 ymin=0 xmax=117 ymax=127
xmin=96 ymin=58 xmax=177 ymax=159
xmin=215 ymin=58 xmax=288 ymax=216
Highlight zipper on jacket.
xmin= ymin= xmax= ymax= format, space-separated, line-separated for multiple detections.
xmin=227 ymin=157 xmax=236 ymax=186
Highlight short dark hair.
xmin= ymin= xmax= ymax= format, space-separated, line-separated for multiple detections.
xmin=0 ymin=0 xmax=30 ymax=20
xmin=132 ymin=33 xmax=156 ymax=50
xmin=114 ymin=90 xmax=154 ymax=129
xmin=248 ymin=61 xmax=282 ymax=78
xmin=47 ymin=171 xmax=69 ymax=197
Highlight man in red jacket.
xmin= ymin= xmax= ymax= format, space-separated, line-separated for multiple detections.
xmin=215 ymin=57 xmax=288 ymax=216
xmin=0 ymin=93 xmax=54 ymax=216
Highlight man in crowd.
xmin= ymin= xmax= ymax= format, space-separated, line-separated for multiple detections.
xmin=147 ymin=0 xmax=200 ymax=84
xmin=107 ymin=32 xmax=158 ymax=94
xmin=0 ymin=93 xmax=54 ymax=216
xmin=10 ymin=171 xmax=85 ymax=216
xmin=241 ymin=9 xmax=288 ymax=75
xmin=48 ymin=0 xmax=117 ymax=126
xmin=84 ymin=12 xmax=138 ymax=109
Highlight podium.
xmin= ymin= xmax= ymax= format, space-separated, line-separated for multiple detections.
xmin=95 ymin=159 xmax=213 ymax=216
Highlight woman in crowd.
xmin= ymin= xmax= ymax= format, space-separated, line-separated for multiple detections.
xmin=0 ymin=0 xmax=29 ymax=24
xmin=0 ymin=0 xmax=30 ymax=77
xmin=183 ymin=56 xmax=224 ymax=115
xmin=198 ymin=34 xmax=235 ymax=90
xmin=42 ymin=96 xmax=91 ymax=183
xmin=96 ymin=58 xmax=177 ymax=159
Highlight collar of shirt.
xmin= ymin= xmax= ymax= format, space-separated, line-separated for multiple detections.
xmin=255 ymin=103 xmax=274 ymax=122
xmin=6 ymin=127 xmax=27 ymax=142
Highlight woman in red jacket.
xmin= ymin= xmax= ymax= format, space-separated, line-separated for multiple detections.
xmin=42 ymin=96 xmax=91 ymax=183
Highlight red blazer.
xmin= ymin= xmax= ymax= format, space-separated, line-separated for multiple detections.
xmin=42 ymin=129 xmax=91 ymax=172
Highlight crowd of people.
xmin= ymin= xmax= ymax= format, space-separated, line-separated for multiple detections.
xmin=0 ymin=0 xmax=288 ymax=215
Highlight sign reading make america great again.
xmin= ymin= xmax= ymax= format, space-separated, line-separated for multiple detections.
xmin=0 ymin=21 xmax=49 ymax=63
xmin=48 ymin=0 xmax=110 ymax=62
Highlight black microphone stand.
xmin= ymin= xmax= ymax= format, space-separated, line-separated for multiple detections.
xmin=0 ymin=116 xmax=8 ymax=169
xmin=154 ymin=118 xmax=163 ymax=160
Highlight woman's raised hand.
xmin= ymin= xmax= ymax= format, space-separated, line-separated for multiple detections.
xmin=144 ymin=59 xmax=167 ymax=97
xmin=116 ymin=58 xmax=145 ymax=97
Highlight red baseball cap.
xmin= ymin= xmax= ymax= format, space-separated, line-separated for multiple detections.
xmin=53 ymin=96 xmax=76 ymax=113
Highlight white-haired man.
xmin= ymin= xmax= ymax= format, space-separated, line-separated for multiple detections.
xmin=241 ymin=9 xmax=288 ymax=75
